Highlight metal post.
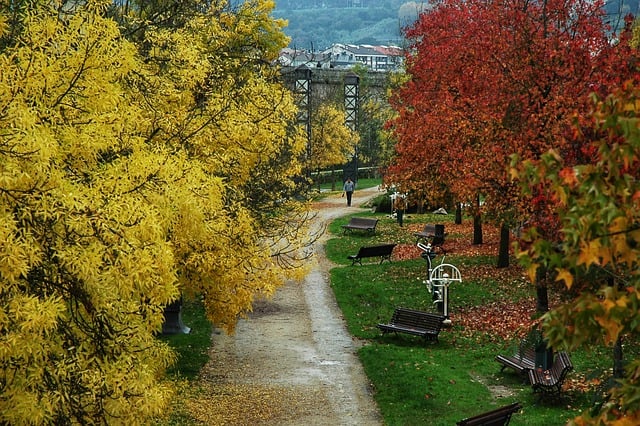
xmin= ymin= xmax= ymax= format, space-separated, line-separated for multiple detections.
xmin=442 ymin=273 xmax=451 ymax=325
xmin=162 ymin=298 xmax=191 ymax=334
xmin=294 ymin=65 xmax=312 ymax=178
xmin=344 ymin=72 xmax=359 ymax=182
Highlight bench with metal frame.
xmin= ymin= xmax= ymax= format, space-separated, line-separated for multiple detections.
xmin=528 ymin=351 xmax=573 ymax=399
xmin=377 ymin=307 xmax=446 ymax=343
xmin=341 ymin=217 xmax=379 ymax=235
xmin=414 ymin=223 xmax=446 ymax=252
xmin=496 ymin=345 xmax=537 ymax=379
xmin=347 ymin=243 xmax=396 ymax=266
xmin=456 ymin=402 xmax=522 ymax=426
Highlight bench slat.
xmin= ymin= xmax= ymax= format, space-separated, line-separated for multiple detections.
xmin=457 ymin=402 xmax=522 ymax=426
xmin=496 ymin=347 xmax=536 ymax=375
xmin=527 ymin=351 xmax=573 ymax=397
xmin=341 ymin=217 xmax=379 ymax=235
xmin=415 ymin=223 xmax=446 ymax=242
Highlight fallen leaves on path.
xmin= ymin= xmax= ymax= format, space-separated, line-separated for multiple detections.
xmin=186 ymin=383 xmax=329 ymax=425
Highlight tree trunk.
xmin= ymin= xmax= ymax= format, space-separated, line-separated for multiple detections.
xmin=473 ymin=214 xmax=483 ymax=245
xmin=455 ymin=202 xmax=462 ymax=224
xmin=497 ymin=221 xmax=510 ymax=268
xmin=473 ymin=194 xmax=483 ymax=245
xmin=535 ymin=266 xmax=549 ymax=313
xmin=613 ymin=336 xmax=624 ymax=379
xmin=331 ymin=169 xmax=336 ymax=191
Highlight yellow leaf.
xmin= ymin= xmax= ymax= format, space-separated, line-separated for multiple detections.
xmin=555 ymin=268 xmax=574 ymax=289
xmin=577 ymin=239 xmax=602 ymax=266
xmin=526 ymin=263 xmax=538 ymax=284
xmin=595 ymin=315 xmax=623 ymax=345
xmin=609 ymin=216 xmax=627 ymax=233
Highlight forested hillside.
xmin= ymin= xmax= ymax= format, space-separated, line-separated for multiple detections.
xmin=273 ymin=0 xmax=638 ymax=50
xmin=273 ymin=0 xmax=419 ymax=49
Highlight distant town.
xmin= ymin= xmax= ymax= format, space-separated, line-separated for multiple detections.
xmin=279 ymin=43 xmax=405 ymax=71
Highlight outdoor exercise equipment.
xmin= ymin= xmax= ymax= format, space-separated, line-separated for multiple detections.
xmin=418 ymin=242 xmax=462 ymax=325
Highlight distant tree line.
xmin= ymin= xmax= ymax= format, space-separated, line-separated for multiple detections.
xmin=274 ymin=0 xmax=411 ymax=48
xmin=275 ymin=0 xmax=406 ymax=10
xmin=274 ymin=0 xmax=638 ymax=49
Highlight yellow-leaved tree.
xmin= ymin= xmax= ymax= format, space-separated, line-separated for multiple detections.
xmin=114 ymin=0 xmax=314 ymax=330
xmin=309 ymin=103 xmax=359 ymax=190
xmin=1 ymin=0 xmax=313 ymax=423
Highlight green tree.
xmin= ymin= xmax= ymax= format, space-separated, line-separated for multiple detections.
xmin=512 ymin=84 xmax=640 ymax=424
xmin=355 ymin=66 xmax=398 ymax=171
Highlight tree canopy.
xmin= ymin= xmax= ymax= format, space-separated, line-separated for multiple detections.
xmin=385 ymin=0 xmax=640 ymax=422
xmin=0 ymin=0 xmax=313 ymax=422
xmin=512 ymin=81 xmax=640 ymax=425
xmin=309 ymin=103 xmax=359 ymax=177
xmin=386 ymin=0 xmax=617 ymax=221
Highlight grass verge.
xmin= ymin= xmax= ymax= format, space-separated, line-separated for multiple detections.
xmin=157 ymin=298 xmax=212 ymax=425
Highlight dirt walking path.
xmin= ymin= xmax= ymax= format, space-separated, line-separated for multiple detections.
xmin=193 ymin=186 xmax=385 ymax=425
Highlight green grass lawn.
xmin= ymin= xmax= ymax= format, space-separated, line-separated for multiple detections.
xmin=160 ymin=298 xmax=212 ymax=380
xmin=326 ymin=209 xmax=633 ymax=425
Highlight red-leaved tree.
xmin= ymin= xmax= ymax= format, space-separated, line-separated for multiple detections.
xmin=386 ymin=0 xmax=623 ymax=280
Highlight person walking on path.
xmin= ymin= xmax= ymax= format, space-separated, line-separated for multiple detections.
xmin=393 ymin=195 xmax=406 ymax=227
xmin=342 ymin=177 xmax=355 ymax=206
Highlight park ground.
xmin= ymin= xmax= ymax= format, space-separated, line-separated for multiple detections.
xmin=164 ymin=184 xmax=619 ymax=425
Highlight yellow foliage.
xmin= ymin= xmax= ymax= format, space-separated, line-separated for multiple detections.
xmin=594 ymin=313 xmax=623 ymax=345
xmin=310 ymin=103 xmax=360 ymax=171
xmin=1 ymin=0 xmax=310 ymax=423
xmin=577 ymin=239 xmax=604 ymax=266
xmin=555 ymin=268 xmax=574 ymax=289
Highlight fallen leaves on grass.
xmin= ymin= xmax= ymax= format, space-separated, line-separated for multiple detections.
xmin=396 ymin=222 xmax=538 ymax=342
xmin=461 ymin=264 xmax=527 ymax=283
xmin=454 ymin=300 xmax=537 ymax=341
xmin=396 ymin=221 xmax=509 ymax=260
xmin=393 ymin=244 xmax=422 ymax=261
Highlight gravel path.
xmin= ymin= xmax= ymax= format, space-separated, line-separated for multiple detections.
xmin=195 ymin=186 xmax=384 ymax=425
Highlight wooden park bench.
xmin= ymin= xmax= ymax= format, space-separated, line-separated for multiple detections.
xmin=341 ymin=217 xmax=379 ymax=235
xmin=414 ymin=223 xmax=446 ymax=251
xmin=348 ymin=243 xmax=396 ymax=266
xmin=527 ymin=351 xmax=573 ymax=398
xmin=456 ymin=402 xmax=522 ymax=426
xmin=496 ymin=346 xmax=537 ymax=379
xmin=377 ymin=307 xmax=446 ymax=343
